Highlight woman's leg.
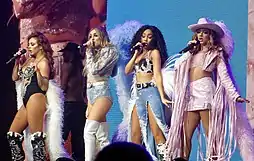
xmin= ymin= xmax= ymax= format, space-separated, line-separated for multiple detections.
xmin=131 ymin=106 xmax=142 ymax=144
xmin=26 ymin=94 xmax=47 ymax=161
xmin=9 ymin=106 xmax=28 ymax=133
xmin=183 ymin=111 xmax=200 ymax=160
xmin=147 ymin=103 xmax=167 ymax=161
xmin=26 ymin=94 xmax=46 ymax=133
xmin=86 ymin=101 xmax=93 ymax=119
xmin=200 ymin=110 xmax=214 ymax=159
xmin=84 ymin=98 xmax=112 ymax=161
xmin=200 ymin=110 xmax=209 ymax=137
xmin=147 ymin=105 xmax=166 ymax=144
xmin=7 ymin=106 xmax=28 ymax=161
xmin=87 ymin=97 xmax=112 ymax=122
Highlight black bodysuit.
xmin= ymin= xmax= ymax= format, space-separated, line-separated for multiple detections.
xmin=19 ymin=66 xmax=46 ymax=107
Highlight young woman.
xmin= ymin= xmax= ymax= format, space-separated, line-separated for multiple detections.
xmin=83 ymin=27 xmax=119 ymax=161
xmin=125 ymin=25 xmax=171 ymax=161
xmin=8 ymin=32 xmax=68 ymax=161
xmin=165 ymin=18 xmax=250 ymax=161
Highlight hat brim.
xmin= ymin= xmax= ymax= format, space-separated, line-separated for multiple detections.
xmin=188 ymin=23 xmax=224 ymax=37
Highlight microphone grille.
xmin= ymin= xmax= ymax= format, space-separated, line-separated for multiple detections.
xmin=20 ymin=49 xmax=27 ymax=54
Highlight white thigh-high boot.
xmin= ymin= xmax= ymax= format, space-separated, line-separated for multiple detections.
xmin=96 ymin=122 xmax=110 ymax=150
xmin=84 ymin=120 xmax=100 ymax=161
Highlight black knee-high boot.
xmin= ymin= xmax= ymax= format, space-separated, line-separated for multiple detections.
xmin=7 ymin=132 xmax=25 ymax=161
xmin=31 ymin=132 xmax=47 ymax=161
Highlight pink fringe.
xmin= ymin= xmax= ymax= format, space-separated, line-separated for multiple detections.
xmin=165 ymin=53 xmax=238 ymax=161
xmin=165 ymin=54 xmax=191 ymax=160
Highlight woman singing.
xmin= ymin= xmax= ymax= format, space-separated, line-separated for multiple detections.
xmin=83 ymin=27 xmax=119 ymax=161
xmin=7 ymin=32 xmax=67 ymax=161
xmin=125 ymin=25 xmax=171 ymax=161
xmin=165 ymin=18 xmax=250 ymax=161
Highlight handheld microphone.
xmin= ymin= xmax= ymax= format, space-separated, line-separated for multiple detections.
xmin=6 ymin=49 xmax=27 ymax=64
xmin=179 ymin=41 xmax=200 ymax=54
xmin=130 ymin=43 xmax=145 ymax=52
xmin=78 ymin=40 xmax=94 ymax=48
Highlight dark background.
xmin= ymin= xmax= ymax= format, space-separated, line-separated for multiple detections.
xmin=1 ymin=0 xmax=20 ymax=160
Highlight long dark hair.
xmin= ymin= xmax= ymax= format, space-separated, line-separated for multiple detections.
xmin=130 ymin=25 xmax=168 ymax=65
xmin=27 ymin=32 xmax=55 ymax=79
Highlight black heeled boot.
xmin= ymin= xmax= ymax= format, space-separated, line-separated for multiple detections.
xmin=7 ymin=131 xmax=25 ymax=161
xmin=31 ymin=132 xmax=47 ymax=161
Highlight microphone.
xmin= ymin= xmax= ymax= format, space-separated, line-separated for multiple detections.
xmin=6 ymin=49 xmax=27 ymax=64
xmin=78 ymin=40 xmax=94 ymax=48
xmin=179 ymin=41 xmax=200 ymax=54
xmin=130 ymin=43 xmax=145 ymax=52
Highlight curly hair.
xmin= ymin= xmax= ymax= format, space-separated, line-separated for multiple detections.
xmin=129 ymin=25 xmax=168 ymax=65
xmin=27 ymin=32 xmax=55 ymax=79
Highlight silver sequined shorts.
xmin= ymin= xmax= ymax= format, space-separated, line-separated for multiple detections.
xmin=87 ymin=81 xmax=112 ymax=105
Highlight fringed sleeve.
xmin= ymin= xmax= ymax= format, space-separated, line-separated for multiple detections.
xmin=206 ymin=54 xmax=240 ymax=160
xmin=165 ymin=53 xmax=192 ymax=160
xmin=216 ymin=56 xmax=240 ymax=100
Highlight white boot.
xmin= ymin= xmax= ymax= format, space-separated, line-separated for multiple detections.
xmin=157 ymin=143 xmax=167 ymax=161
xmin=96 ymin=122 xmax=110 ymax=150
xmin=84 ymin=120 xmax=100 ymax=161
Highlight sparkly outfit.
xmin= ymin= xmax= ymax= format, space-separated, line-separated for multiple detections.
xmin=8 ymin=71 xmax=68 ymax=161
xmin=18 ymin=66 xmax=46 ymax=106
xmin=83 ymin=45 xmax=119 ymax=161
xmin=186 ymin=51 xmax=217 ymax=112
xmin=84 ymin=46 xmax=119 ymax=104
xmin=166 ymin=50 xmax=254 ymax=161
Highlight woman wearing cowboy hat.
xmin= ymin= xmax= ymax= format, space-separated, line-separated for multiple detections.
xmin=165 ymin=18 xmax=252 ymax=161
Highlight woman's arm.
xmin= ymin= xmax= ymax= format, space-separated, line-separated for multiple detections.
xmin=35 ymin=60 xmax=50 ymax=91
xmin=216 ymin=56 xmax=249 ymax=102
xmin=90 ymin=46 xmax=119 ymax=75
xmin=152 ymin=49 xmax=170 ymax=107
xmin=12 ymin=61 xmax=20 ymax=81
xmin=125 ymin=50 xmax=138 ymax=75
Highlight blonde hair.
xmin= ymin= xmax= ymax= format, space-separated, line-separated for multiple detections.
xmin=190 ymin=29 xmax=223 ymax=55
xmin=88 ymin=27 xmax=112 ymax=47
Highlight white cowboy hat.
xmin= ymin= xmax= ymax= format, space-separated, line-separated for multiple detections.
xmin=188 ymin=17 xmax=224 ymax=37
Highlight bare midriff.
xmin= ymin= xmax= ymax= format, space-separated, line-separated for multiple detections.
xmin=189 ymin=67 xmax=212 ymax=82
xmin=136 ymin=73 xmax=154 ymax=84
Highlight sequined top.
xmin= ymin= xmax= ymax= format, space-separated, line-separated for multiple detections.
xmin=190 ymin=50 xmax=216 ymax=72
xmin=12 ymin=0 xmax=94 ymax=44
xmin=18 ymin=65 xmax=35 ymax=81
xmin=83 ymin=46 xmax=119 ymax=83
xmin=134 ymin=52 xmax=153 ymax=73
